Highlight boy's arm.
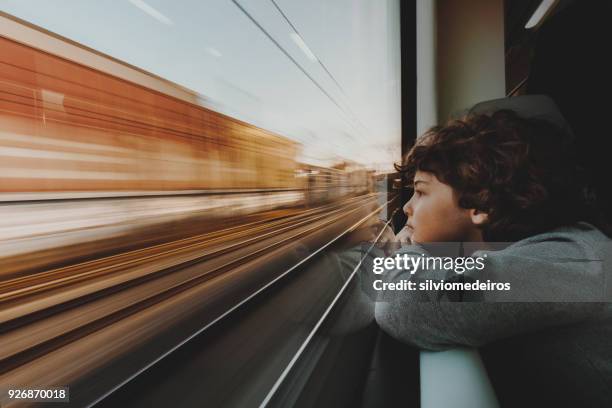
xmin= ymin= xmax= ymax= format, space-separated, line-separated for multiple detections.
xmin=374 ymin=243 xmax=607 ymax=350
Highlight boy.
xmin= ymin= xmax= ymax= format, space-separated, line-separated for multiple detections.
xmin=374 ymin=109 xmax=612 ymax=406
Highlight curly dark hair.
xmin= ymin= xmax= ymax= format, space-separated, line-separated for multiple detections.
xmin=396 ymin=109 xmax=594 ymax=242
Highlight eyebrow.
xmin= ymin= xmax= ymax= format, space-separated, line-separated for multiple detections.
xmin=413 ymin=180 xmax=429 ymax=186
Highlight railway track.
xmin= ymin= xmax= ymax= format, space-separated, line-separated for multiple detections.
xmin=0 ymin=195 xmax=370 ymax=307
xmin=0 ymin=194 xmax=391 ymax=407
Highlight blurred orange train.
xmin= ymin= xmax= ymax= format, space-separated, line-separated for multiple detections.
xmin=0 ymin=33 xmax=298 ymax=194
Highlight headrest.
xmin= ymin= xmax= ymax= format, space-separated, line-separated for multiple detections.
xmin=468 ymin=95 xmax=574 ymax=138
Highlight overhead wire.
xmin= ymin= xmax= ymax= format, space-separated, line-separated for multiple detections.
xmin=268 ymin=0 xmax=371 ymax=137
xmin=230 ymin=0 xmax=369 ymax=140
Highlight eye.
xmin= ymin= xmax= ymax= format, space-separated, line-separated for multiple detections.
xmin=414 ymin=189 xmax=423 ymax=197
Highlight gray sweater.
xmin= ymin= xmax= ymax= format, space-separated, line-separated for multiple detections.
xmin=372 ymin=222 xmax=612 ymax=406
xmin=374 ymin=222 xmax=610 ymax=350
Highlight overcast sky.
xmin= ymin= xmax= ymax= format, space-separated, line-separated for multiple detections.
xmin=1 ymin=0 xmax=401 ymax=171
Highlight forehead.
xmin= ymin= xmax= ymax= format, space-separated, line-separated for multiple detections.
xmin=413 ymin=170 xmax=456 ymax=199
xmin=414 ymin=170 xmax=436 ymax=183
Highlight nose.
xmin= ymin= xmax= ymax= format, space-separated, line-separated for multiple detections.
xmin=403 ymin=196 xmax=413 ymax=217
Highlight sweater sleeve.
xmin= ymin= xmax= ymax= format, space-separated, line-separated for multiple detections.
xmin=374 ymin=233 xmax=609 ymax=350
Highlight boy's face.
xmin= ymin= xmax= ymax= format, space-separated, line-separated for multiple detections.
xmin=403 ymin=171 xmax=484 ymax=243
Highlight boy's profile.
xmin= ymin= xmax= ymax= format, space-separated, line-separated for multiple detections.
xmin=374 ymin=108 xmax=612 ymax=406
xmin=397 ymin=108 xmax=599 ymax=244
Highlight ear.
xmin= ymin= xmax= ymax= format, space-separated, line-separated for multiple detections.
xmin=469 ymin=208 xmax=489 ymax=226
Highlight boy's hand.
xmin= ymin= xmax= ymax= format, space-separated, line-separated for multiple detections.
xmin=395 ymin=225 xmax=413 ymax=245
xmin=376 ymin=223 xmax=400 ymax=255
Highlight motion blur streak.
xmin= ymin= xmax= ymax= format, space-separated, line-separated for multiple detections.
xmin=0 ymin=18 xmax=383 ymax=408
xmin=0 ymin=35 xmax=298 ymax=192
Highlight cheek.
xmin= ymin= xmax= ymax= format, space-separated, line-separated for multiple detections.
xmin=412 ymin=196 xmax=441 ymax=224
xmin=410 ymin=199 xmax=436 ymax=238
xmin=411 ymin=197 xmax=470 ymax=242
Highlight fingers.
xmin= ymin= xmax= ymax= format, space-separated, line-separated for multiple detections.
xmin=374 ymin=225 xmax=400 ymax=255
xmin=395 ymin=225 xmax=413 ymax=245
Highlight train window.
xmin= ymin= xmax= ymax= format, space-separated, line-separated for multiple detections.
xmin=10 ymin=2 xmax=611 ymax=408
xmin=0 ymin=1 xmax=401 ymax=172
